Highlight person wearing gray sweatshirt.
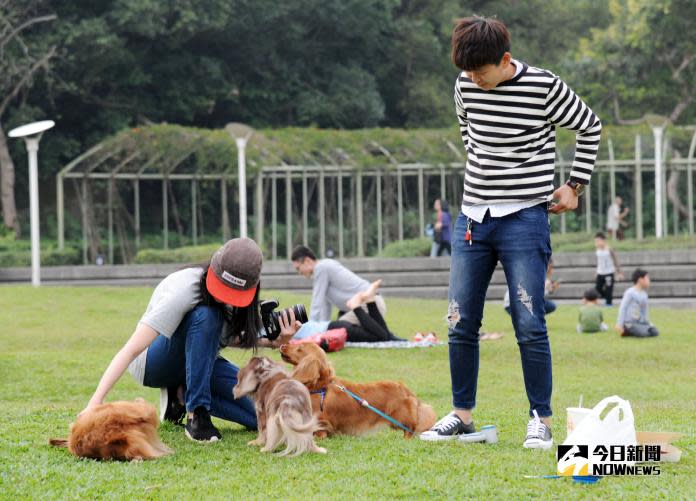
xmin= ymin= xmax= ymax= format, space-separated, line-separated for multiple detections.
xmin=291 ymin=245 xmax=387 ymax=324
xmin=615 ymin=268 xmax=659 ymax=337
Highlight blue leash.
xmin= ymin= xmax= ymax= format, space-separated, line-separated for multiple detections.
xmin=333 ymin=384 xmax=414 ymax=434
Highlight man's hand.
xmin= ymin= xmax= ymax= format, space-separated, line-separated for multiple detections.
xmin=614 ymin=324 xmax=623 ymax=335
xmin=548 ymin=184 xmax=579 ymax=214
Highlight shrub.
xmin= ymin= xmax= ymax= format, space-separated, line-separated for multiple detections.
xmin=133 ymin=244 xmax=221 ymax=264
xmin=0 ymin=247 xmax=81 ymax=267
xmin=379 ymin=238 xmax=432 ymax=258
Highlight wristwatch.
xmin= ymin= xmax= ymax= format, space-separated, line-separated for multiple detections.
xmin=565 ymin=179 xmax=587 ymax=196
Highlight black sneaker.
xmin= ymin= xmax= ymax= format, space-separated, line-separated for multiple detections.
xmin=419 ymin=412 xmax=476 ymax=441
xmin=159 ymin=386 xmax=185 ymax=426
xmin=185 ymin=407 xmax=221 ymax=443
xmin=523 ymin=410 xmax=553 ymax=449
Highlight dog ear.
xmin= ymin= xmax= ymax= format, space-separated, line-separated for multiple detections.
xmin=291 ymin=356 xmax=323 ymax=388
xmin=253 ymin=356 xmax=274 ymax=376
xmin=318 ymin=361 xmax=335 ymax=387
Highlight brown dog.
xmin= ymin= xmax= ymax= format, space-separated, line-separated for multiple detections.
xmin=233 ymin=357 xmax=326 ymax=456
xmin=280 ymin=343 xmax=436 ymax=438
xmin=49 ymin=399 xmax=172 ymax=461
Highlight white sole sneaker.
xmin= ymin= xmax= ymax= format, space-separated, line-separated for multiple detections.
xmin=184 ymin=428 xmax=220 ymax=443
xmin=523 ymin=438 xmax=553 ymax=449
xmin=419 ymin=432 xmax=460 ymax=442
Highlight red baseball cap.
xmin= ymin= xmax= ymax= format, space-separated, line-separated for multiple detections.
xmin=205 ymin=238 xmax=262 ymax=307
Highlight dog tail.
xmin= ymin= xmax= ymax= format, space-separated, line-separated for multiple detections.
xmin=49 ymin=438 xmax=69 ymax=448
xmin=270 ymin=406 xmax=325 ymax=457
xmin=415 ymin=403 xmax=437 ymax=433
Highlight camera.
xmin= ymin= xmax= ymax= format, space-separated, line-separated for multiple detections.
xmin=259 ymin=299 xmax=308 ymax=340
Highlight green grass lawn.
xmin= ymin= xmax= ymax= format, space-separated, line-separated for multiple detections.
xmin=1 ymin=286 xmax=694 ymax=499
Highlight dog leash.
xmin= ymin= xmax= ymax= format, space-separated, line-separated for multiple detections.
xmin=333 ymin=384 xmax=414 ymax=434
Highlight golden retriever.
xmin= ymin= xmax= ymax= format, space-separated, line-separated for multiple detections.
xmin=233 ymin=356 xmax=326 ymax=456
xmin=49 ymin=399 xmax=172 ymax=461
xmin=279 ymin=343 xmax=436 ymax=438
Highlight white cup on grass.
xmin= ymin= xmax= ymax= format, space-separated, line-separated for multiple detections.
xmin=566 ymin=407 xmax=591 ymax=436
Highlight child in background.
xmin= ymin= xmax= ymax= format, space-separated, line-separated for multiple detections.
xmin=577 ymin=289 xmax=608 ymax=333
xmin=615 ymin=268 xmax=659 ymax=337
xmin=594 ymin=232 xmax=624 ymax=306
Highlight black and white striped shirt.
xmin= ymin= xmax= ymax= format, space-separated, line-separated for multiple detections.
xmin=454 ymin=60 xmax=602 ymax=205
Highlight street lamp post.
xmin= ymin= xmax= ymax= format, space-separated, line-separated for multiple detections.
xmin=225 ymin=123 xmax=254 ymax=238
xmin=8 ymin=120 xmax=55 ymax=286
xmin=646 ymin=114 xmax=670 ymax=239
xmin=652 ymin=125 xmax=665 ymax=239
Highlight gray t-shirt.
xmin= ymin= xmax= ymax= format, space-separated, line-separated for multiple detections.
xmin=128 ymin=267 xmax=226 ymax=384
xmin=310 ymin=259 xmax=370 ymax=322
xmin=617 ymin=286 xmax=649 ymax=327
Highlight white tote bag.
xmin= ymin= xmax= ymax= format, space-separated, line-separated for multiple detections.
xmin=563 ymin=395 xmax=637 ymax=466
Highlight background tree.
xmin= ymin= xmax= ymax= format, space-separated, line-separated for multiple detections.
xmin=568 ymin=0 xmax=696 ymax=124
xmin=0 ymin=1 xmax=56 ymax=237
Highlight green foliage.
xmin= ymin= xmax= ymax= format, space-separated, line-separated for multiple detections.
xmin=0 ymin=246 xmax=80 ymax=267
xmin=568 ymin=0 xmax=696 ymax=124
xmin=379 ymin=237 xmax=432 ymax=257
xmin=93 ymin=122 xmax=690 ymax=175
xmin=551 ymin=232 xmax=696 ymax=252
xmin=133 ymin=243 xmax=220 ymax=264
xmin=1 ymin=287 xmax=695 ymax=498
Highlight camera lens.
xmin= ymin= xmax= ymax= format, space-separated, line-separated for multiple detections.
xmin=259 ymin=300 xmax=309 ymax=341
xmin=291 ymin=304 xmax=308 ymax=324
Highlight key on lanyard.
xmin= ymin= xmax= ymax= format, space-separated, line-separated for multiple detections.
xmin=465 ymin=218 xmax=473 ymax=245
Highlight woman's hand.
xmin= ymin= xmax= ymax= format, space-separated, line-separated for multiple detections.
xmin=77 ymin=400 xmax=100 ymax=419
xmin=274 ymin=310 xmax=302 ymax=347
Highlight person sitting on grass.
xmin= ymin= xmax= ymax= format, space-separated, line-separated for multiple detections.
xmin=291 ymin=245 xmax=389 ymax=325
xmin=615 ymin=268 xmax=659 ymax=338
xmin=286 ymin=280 xmax=405 ymax=343
xmin=577 ymin=288 xmax=608 ymax=333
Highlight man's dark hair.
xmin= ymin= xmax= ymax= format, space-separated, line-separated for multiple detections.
xmin=632 ymin=268 xmax=649 ymax=284
xmin=594 ymin=232 xmax=606 ymax=240
xmin=451 ymin=16 xmax=510 ymax=71
xmin=291 ymin=245 xmax=317 ymax=262
xmin=583 ymin=289 xmax=599 ymax=301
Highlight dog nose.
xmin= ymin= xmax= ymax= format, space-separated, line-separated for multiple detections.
xmin=279 ymin=344 xmax=288 ymax=353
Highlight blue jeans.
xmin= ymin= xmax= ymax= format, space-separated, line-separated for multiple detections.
xmin=506 ymin=298 xmax=556 ymax=316
xmin=143 ymin=305 xmax=257 ymax=429
xmin=448 ymin=203 xmax=553 ymax=417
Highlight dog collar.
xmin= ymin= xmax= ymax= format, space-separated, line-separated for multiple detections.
xmin=310 ymin=388 xmax=327 ymax=411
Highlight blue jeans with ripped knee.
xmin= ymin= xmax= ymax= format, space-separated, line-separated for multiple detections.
xmin=448 ymin=203 xmax=553 ymax=417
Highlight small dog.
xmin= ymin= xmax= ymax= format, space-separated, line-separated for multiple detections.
xmin=233 ymin=357 xmax=326 ymax=456
xmin=280 ymin=343 xmax=436 ymax=438
xmin=49 ymin=399 xmax=172 ymax=461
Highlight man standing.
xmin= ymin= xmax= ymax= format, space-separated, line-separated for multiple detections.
xmin=420 ymin=16 xmax=601 ymax=449
xmin=291 ymin=245 xmax=387 ymax=324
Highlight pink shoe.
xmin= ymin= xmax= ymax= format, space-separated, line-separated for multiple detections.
xmin=413 ymin=332 xmax=425 ymax=342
